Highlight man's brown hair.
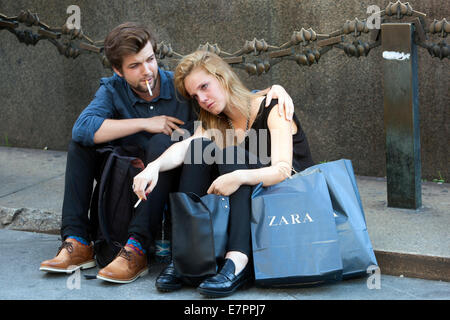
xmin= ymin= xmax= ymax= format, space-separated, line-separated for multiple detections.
xmin=104 ymin=22 xmax=157 ymax=71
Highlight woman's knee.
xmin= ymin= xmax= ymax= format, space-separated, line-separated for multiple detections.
xmin=218 ymin=146 xmax=260 ymax=174
xmin=184 ymin=137 xmax=219 ymax=165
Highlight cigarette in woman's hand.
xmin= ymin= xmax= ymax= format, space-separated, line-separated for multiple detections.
xmin=145 ymin=80 xmax=152 ymax=96
xmin=134 ymin=198 xmax=142 ymax=208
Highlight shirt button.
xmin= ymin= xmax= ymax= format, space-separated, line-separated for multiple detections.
xmin=149 ymin=105 xmax=154 ymax=110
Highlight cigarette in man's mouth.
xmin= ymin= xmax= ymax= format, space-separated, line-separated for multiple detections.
xmin=134 ymin=198 xmax=142 ymax=208
xmin=145 ymin=80 xmax=152 ymax=96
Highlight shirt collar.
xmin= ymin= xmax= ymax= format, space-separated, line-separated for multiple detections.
xmin=118 ymin=67 xmax=173 ymax=106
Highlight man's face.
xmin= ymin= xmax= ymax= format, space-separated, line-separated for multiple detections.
xmin=113 ymin=41 xmax=159 ymax=97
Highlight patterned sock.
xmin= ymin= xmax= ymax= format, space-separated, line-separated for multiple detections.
xmin=66 ymin=235 xmax=89 ymax=246
xmin=126 ymin=237 xmax=146 ymax=256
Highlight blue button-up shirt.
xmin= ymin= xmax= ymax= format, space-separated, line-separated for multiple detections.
xmin=72 ymin=68 xmax=196 ymax=147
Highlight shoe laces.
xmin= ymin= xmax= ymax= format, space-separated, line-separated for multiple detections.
xmin=113 ymin=241 xmax=132 ymax=261
xmin=118 ymin=248 xmax=133 ymax=261
xmin=57 ymin=241 xmax=73 ymax=255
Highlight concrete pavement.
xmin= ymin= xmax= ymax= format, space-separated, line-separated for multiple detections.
xmin=0 ymin=146 xmax=449 ymax=300
xmin=0 ymin=229 xmax=449 ymax=301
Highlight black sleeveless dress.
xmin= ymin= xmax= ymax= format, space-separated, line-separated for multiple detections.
xmin=242 ymin=98 xmax=314 ymax=172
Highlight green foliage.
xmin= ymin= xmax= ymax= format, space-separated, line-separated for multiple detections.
xmin=432 ymin=171 xmax=445 ymax=184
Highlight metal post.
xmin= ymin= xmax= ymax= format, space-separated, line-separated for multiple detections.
xmin=382 ymin=23 xmax=422 ymax=209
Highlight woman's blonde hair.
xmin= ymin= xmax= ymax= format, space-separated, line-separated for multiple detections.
xmin=174 ymin=50 xmax=258 ymax=147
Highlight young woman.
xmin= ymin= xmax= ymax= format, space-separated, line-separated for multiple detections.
xmin=133 ymin=50 xmax=314 ymax=297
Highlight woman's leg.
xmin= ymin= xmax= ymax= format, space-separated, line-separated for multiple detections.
xmin=217 ymin=145 xmax=262 ymax=275
xmin=178 ymin=140 xmax=260 ymax=276
xmin=178 ymin=138 xmax=220 ymax=194
xmin=156 ymin=138 xmax=219 ymax=291
xmin=223 ymin=185 xmax=252 ymax=275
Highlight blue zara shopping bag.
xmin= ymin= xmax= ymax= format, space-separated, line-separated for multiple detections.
xmin=251 ymin=170 xmax=343 ymax=287
xmin=301 ymin=159 xmax=378 ymax=278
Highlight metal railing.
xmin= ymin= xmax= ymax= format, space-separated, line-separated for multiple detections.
xmin=0 ymin=1 xmax=448 ymax=71
xmin=0 ymin=1 xmax=448 ymax=209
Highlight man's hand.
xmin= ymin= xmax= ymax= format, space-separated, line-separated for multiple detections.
xmin=94 ymin=116 xmax=185 ymax=144
xmin=143 ymin=115 xmax=185 ymax=136
xmin=265 ymin=85 xmax=294 ymax=121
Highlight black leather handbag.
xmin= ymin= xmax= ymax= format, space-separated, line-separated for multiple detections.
xmin=169 ymin=192 xmax=230 ymax=284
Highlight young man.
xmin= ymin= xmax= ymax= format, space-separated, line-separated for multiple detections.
xmin=39 ymin=22 xmax=295 ymax=284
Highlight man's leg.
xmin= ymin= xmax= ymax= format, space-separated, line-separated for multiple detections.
xmin=41 ymin=140 xmax=102 ymax=273
xmin=127 ymin=133 xmax=179 ymax=251
xmin=97 ymin=134 xmax=180 ymax=284
xmin=132 ymin=121 xmax=197 ymax=249
xmin=61 ymin=140 xmax=103 ymax=241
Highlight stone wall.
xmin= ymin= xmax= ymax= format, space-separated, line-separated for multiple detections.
xmin=0 ymin=0 xmax=448 ymax=180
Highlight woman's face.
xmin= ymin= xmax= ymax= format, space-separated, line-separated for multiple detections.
xmin=184 ymin=67 xmax=227 ymax=115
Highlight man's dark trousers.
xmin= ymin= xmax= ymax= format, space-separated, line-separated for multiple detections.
xmin=60 ymin=135 xmax=178 ymax=251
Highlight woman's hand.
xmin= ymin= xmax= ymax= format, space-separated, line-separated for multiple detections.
xmin=133 ymin=162 xmax=160 ymax=201
xmin=265 ymin=85 xmax=294 ymax=120
xmin=207 ymin=171 xmax=243 ymax=196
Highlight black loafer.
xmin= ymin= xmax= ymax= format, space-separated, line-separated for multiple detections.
xmin=197 ymin=259 xmax=251 ymax=298
xmin=155 ymin=262 xmax=183 ymax=292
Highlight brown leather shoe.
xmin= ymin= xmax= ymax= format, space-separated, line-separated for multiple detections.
xmin=40 ymin=238 xmax=96 ymax=273
xmin=96 ymin=246 xmax=148 ymax=284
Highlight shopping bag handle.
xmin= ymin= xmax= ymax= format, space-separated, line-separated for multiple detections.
xmin=277 ymin=161 xmax=298 ymax=179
